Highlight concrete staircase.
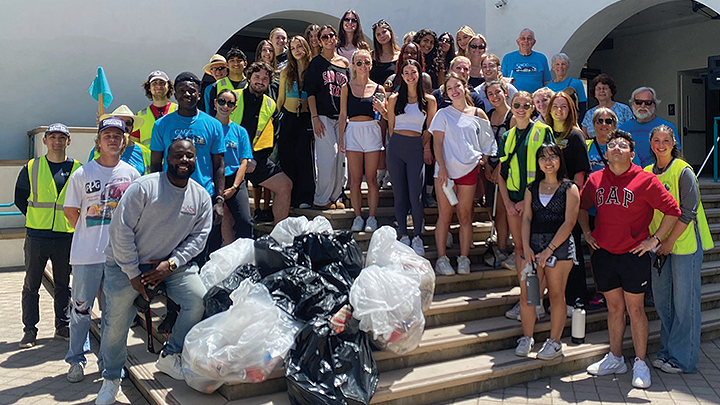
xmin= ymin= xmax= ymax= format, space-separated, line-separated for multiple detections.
xmin=12 ymin=179 xmax=720 ymax=405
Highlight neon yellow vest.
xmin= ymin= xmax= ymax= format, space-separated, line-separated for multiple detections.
xmin=216 ymin=77 xmax=247 ymax=95
xmin=499 ymin=121 xmax=551 ymax=191
xmin=229 ymin=89 xmax=276 ymax=152
xmin=136 ymin=103 xmax=177 ymax=148
xmin=92 ymin=142 xmax=151 ymax=175
xmin=26 ymin=156 xmax=81 ymax=233
xmin=645 ymin=159 xmax=713 ymax=254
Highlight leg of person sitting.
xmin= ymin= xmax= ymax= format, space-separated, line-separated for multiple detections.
xmin=260 ymin=172 xmax=292 ymax=225
xmin=230 ymin=181 xmax=253 ymax=239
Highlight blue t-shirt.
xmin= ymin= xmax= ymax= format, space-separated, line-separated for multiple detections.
xmin=223 ymin=122 xmax=253 ymax=176
xmin=501 ymin=50 xmax=551 ymax=93
xmin=546 ymin=77 xmax=587 ymax=102
xmin=618 ymin=116 xmax=680 ymax=168
xmin=150 ymin=110 xmax=225 ymax=196
xmin=581 ymin=102 xmax=634 ymax=139
xmin=88 ymin=143 xmax=150 ymax=176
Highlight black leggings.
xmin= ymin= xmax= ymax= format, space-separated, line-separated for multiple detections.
xmin=387 ymin=133 xmax=425 ymax=236
xmin=277 ymin=108 xmax=315 ymax=207
xmin=224 ymin=174 xmax=253 ymax=239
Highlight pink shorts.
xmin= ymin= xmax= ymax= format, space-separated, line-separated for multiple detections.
xmin=453 ymin=165 xmax=479 ymax=186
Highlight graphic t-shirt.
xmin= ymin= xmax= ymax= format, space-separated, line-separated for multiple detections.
xmin=500 ymin=50 xmax=551 ymax=93
xmin=150 ymin=110 xmax=225 ymax=196
xmin=223 ymin=122 xmax=253 ymax=176
xmin=305 ymin=55 xmax=350 ymax=119
xmin=65 ymin=160 xmax=139 ymax=265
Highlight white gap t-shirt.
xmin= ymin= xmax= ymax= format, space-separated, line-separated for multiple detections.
xmin=429 ymin=106 xmax=497 ymax=179
xmin=65 ymin=160 xmax=140 ymax=265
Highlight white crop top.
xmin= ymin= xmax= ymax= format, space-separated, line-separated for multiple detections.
xmin=393 ymin=102 xmax=426 ymax=133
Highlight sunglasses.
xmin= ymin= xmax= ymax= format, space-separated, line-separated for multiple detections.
xmin=216 ymin=99 xmax=236 ymax=108
xmin=633 ymin=99 xmax=654 ymax=106
xmin=343 ymin=17 xmax=358 ymax=24
xmin=372 ymin=19 xmax=387 ymax=30
xmin=595 ymin=118 xmax=615 ymax=125
xmin=210 ymin=67 xmax=226 ymax=72
xmin=438 ymin=38 xmax=452 ymax=44
xmin=513 ymin=102 xmax=532 ymax=110
xmin=469 ymin=44 xmax=486 ymax=50
xmin=355 ymin=60 xmax=372 ymax=66
xmin=607 ymin=140 xmax=630 ymax=149
xmin=320 ymin=32 xmax=336 ymax=41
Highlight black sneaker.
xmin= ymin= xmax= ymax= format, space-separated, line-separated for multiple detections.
xmin=253 ymin=208 xmax=263 ymax=222
xmin=261 ymin=209 xmax=274 ymax=223
xmin=19 ymin=331 xmax=37 ymax=348
xmin=54 ymin=326 xmax=70 ymax=341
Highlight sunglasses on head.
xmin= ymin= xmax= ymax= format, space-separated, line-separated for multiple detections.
xmin=355 ymin=60 xmax=372 ymax=66
xmin=607 ymin=140 xmax=630 ymax=149
xmin=216 ymin=99 xmax=236 ymax=108
xmin=595 ymin=118 xmax=615 ymax=125
xmin=633 ymin=99 xmax=654 ymax=106
xmin=372 ymin=19 xmax=387 ymax=30
xmin=469 ymin=44 xmax=486 ymax=50
xmin=513 ymin=102 xmax=532 ymax=110
xmin=343 ymin=17 xmax=358 ymax=24
xmin=320 ymin=32 xmax=336 ymax=41
xmin=438 ymin=38 xmax=452 ymax=44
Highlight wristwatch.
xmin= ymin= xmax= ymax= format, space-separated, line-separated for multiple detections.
xmin=168 ymin=258 xmax=177 ymax=272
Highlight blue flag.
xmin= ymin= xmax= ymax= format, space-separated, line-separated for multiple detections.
xmin=88 ymin=66 xmax=113 ymax=108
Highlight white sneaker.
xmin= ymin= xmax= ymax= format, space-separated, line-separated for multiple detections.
xmin=67 ymin=362 xmax=84 ymax=383
xmin=351 ymin=216 xmax=364 ymax=232
xmin=435 ymin=255 xmax=455 ymax=276
xmin=632 ymin=357 xmax=652 ymax=388
xmin=587 ymin=352 xmax=628 ymax=376
xmin=399 ymin=235 xmax=411 ymax=246
xmin=365 ymin=216 xmax=378 ymax=232
xmin=446 ymin=231 xmax=453 ymax=248
xmin=383 ymin=171 xmax=393 ymax=189
xmin=502 ymin=254 xmax=516 ymax=271
xmin=537 ymin=338 xmax=563 ymax=360
xmin=96 ymin=378 xmax=122 ymax=405
xmin=377 ymin=170 xmax=387 ymax=189
xmin=505 ymin=302 xmax=521 ymax=320
xmin=155 ymin=352 xmax=184 ymax=380
xmin=517 ymin=305 xmax=546 ymax=321
xmin=515 ymin=336 xmax=534 ymax=357
xmin=457 ymin=255 xmax=471 ymax=274
xmin=652 ymin=357 xmax=667 ymax=370
xmin=660 ymin=361 xmax=682 ymax=374
xmin=298 ymin=202 xmax=311 ymax=209
xmin=411 ymin=236 xmax=425 ymax=256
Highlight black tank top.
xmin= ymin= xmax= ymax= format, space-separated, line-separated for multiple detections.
xmin=348 ymin=84 xmax=379 ymax=118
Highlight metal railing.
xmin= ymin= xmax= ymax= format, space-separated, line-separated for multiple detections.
xmin=697 ymin=117 xmax=720 ymax=182
xmin=0 ymin=202 xmax=21 ymax=217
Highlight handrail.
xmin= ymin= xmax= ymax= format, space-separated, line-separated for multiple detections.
xmin=0 ymin=202 xmax=21 ymax=216
xmin=697 ymin=117 xmax=720 ymax=182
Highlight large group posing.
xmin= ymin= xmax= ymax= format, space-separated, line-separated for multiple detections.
xmin=13 ymin=10 xmax=711 ymax=404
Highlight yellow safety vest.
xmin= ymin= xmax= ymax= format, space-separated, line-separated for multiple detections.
xmin=216 ymin=77 xmax=247 ymax=95
xmin=645 ymin=159 xmax=713 ymax=254
xmin=229 ymin=89 xmax=276 ymax=152
xmin=499 ymin=121 xmax=551 ymax=192
xmin=26 ymin=156 xmax=81 ymax=233
xmin=92 ymin=142 xmax=151 ymax=175
xmin=136 ymin=103 xmax=177 ymax=147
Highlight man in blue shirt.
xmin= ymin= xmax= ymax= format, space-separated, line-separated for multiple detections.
xmin=619 ymin=87 xmax=680 ymax=168
xmin=501 ymin=28 xmax=551 ymax=93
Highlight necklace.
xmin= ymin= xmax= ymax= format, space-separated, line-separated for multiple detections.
xmin=541 ymin=181 xmax=559 ymax=192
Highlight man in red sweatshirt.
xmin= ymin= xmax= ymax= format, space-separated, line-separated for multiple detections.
xmin=578 ymin=130 xmax=680 ymax=390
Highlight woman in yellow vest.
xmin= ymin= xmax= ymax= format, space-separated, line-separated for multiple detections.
xmin=645 ymin=124 xmax=712 ymax=374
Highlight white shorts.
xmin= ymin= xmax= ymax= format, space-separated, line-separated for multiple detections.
xmin=345 ymin=120 xmax=382 ymax=153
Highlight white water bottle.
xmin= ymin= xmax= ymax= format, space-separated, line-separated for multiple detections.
xmin=442 ymin=179 xmax=458 ymax=206
xmin=571 ymin=300 xmax=586 ymax=344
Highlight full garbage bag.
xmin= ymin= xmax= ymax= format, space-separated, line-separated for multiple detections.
xmin=285 ymin=322 xmax=379 ymax=405
xmin=182 ymin=279 xmax=302 ymax=393
xmin=203 ymin=264 xmax=262 ymax=318
xmin=295 ymin=231 xmax=363 ymax=279
xmin=270 ymin=216 xmax=334 ymax=247
xmin=199 ymin=238 xmax=255 ymax=289
xmin=254 ymin=235 xmax=310 ymax=277
xmin=349 ymin=264 xmax=425 ymax=355
xmin=364 ymin=226 xmax=435 ymax=310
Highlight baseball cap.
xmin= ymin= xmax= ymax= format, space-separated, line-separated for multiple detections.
xmin=45 ymin=123 xmax=70 ymax=137
xmin=98 ymin=117 xmax=127 ymax=134
xmin=148 ymin=70 xmax=170 ymax=83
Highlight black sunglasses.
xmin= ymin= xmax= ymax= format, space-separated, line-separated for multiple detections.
xmin=595 ymin=118 xmax=615 ymax=125
xmin=355 ymin=60 xmax=372 ymax=66
xmin=633 ymin=99 xmax=654 ymax=106
xmin=320 ymin=32 xmax=336 ymax=41
xmin=438 ymin=38 xmax=452 ymax=44
xmin=469 ymin=44 xmax=486 ymax=50
xmin=372 ymin=19 xmax=387 ymax=30
xmin=343 ymin=17 xmax=358 ymax=24
xmin=216 ymin=99 xmax=236 ymax=108
xmin=513 ymin=102 xmax=532 ymax=110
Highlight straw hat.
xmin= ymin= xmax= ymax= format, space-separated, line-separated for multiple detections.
xmin=99 ymin=105 xmax=144 ymax=132
xmin=203 ymin=54 xmax=228 ymax=76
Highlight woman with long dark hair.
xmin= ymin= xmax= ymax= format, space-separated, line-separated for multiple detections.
xmin=277 ymin=36 xmax=315 ymax=209
xmin=386 ymin=42 xmax=432 ymax=93
xmin=304 ymin=24 xmax=321 ymax=58
xmin=413 ymin=28 xmax=439 ymax=89
xmin=337 ymin=9 xmax=370 ymax=61
xmin=434 ymin=32 xmax=455 ymax=86
xmin=386 ymin=59 xmax=437 ymax=255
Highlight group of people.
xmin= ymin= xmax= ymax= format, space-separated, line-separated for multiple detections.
xmin=12 ymin=11 xmax=709 ymax=404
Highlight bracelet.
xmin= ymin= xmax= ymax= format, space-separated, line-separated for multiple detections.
xmin=214 ymin=195 xmax=225 ymax=203
xmin=651 ymin=234 xmax=661 ymax=244
xmin=312 ymin=115 xmax=319 ymax=119
xmin=232 ymin=184 xmax=239 ymax=189
xmin=547 ymin=243 xmax=557 ymax=252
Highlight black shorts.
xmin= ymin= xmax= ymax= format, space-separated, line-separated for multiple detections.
xmin=591 ymin=248 xmax=651 ymax=294
xmin=246 ymin=155 xmax=283 ymax=187
xmin=530 ymin=233 xmax=578 ymax=264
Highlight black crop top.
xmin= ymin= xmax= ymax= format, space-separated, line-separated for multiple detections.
xmin=529 ymin=180 xmax=573 ymax=234
xmin=348 ymin=84 xmax=379 ymax=118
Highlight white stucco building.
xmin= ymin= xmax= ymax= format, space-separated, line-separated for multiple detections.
xmin=2 ymin=0 xmax=720 ymax=165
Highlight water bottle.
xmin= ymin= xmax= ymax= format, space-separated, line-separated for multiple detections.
xmin=374 ymin=92 xmax=385 ymax=120
xmin=525 ymin=266 xmax=540 ymax=306
xmin=571 ymin=299 xmax=586 ymax=344
xmin=442 ymin=179 xmax=459 ymax=206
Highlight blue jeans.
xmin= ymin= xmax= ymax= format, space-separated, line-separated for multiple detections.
xmin=100 ymin=260 xmax=206 ymax=380
xmin=652 ymin=230 xmax=703 ymax=373
xmin=65 ymin=263 xmax=104 ymax=366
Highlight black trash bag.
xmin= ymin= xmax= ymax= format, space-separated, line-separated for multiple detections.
xmin=286 ymin=322 xmax=379 ymax=405
xmin=203 ymin=264 xmax=262 ymax=318
xmin=294 ymin=231 xmax=363 ymax=279
xmin=260 ymin=265 xmax=347 ymax=323
xmin=254 ymin=235 xmax=310 ymax=277
xmin=316 ymin=262 xmax=354 ymax=297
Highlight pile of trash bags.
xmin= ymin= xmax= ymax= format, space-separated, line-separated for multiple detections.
xmin=182 ymin=217 xmax=435 ymax=405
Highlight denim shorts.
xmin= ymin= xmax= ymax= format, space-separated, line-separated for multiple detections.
xmin=529 ymin=232 xmax=578 ymax=264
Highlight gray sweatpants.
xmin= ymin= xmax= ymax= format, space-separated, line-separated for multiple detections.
xmin=387 ymin=132 xmax=425 ymax=236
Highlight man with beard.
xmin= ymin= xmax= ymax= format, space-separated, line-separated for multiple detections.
xmin=95 ymin=139 xmax=211 ymax=405
xmin=619 ymin=87 xmax=680 ymax=168
xmin=230 ymin=61 xmax=292 ymax=224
